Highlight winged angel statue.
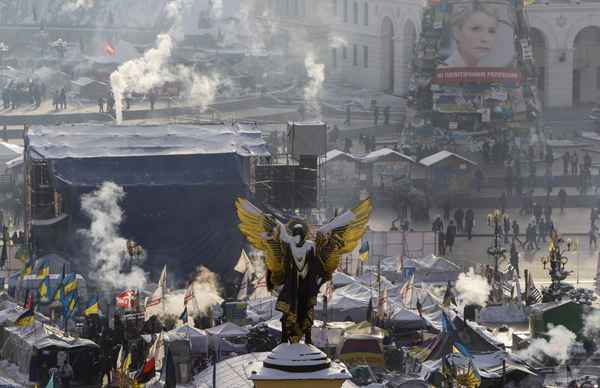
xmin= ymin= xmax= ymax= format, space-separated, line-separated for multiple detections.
xmin=236 ymin=198 xmax=372 ymax=344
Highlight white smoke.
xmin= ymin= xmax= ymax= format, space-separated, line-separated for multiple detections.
xmin=164 ymin=266 xmax=223 ymax=316
xmin=455 ymin=268 xmax=490 ymax=306
xmin=63 ymin=0 xmax=95 ymax=12
xmin=303 ymin=51 xmax=325 ymax=119
xmin=519 ymin=325 xmax=576 ymax=364
xmin=583 ymin=309 xmax=600 ymax=338
xmin=110 ymin=0 xmax=218 ymax=124
xmin=329 ymin=35 xmax=348 ymax=48
xmin=79 ymin=182 xmax=147 ymax=290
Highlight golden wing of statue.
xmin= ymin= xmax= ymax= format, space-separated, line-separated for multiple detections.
xmin=315 ymin=198 xmax=373 ymax=280
xmin=235 ymin=198 xmax=285 ymax=289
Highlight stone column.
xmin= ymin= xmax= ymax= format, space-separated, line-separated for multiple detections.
xmin=545 ymin=48 xmax=574 ymax=108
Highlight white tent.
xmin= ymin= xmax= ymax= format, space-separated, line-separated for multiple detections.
xmin=206 ymin=322 xmax=249 ymax=337
xmin=246 ymin=296 xmax=279 ymax=322
xmin=317 ymin=282 xmax=374 ymax=321
xmin=170 ymin=325 xmax=208 ymax=355
xmin=332 ymin=271 xmax=357 ymax=288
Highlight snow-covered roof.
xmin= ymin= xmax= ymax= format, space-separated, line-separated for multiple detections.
xmin=320 ymin=149 xmax=356 ymax=165
xmin=205 ymin=321 xmax=249 ymax=337
xmin=0 ymin=142 xmax=23 ymax=158
xmin=27 ymin=123 xmax=269 ymax=160
xmin=332 ymin=271 xmax=357 ymax=287
xmin=71 ymin=77 xmax=107 ymax=87
xmin=419 ymin=150 xmax=477 ymax=167
xmin=361 ymin=148 xmax=415 ymax=164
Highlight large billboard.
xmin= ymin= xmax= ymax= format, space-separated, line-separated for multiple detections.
xmin=433 ymin=0 xmax=519 ymax=85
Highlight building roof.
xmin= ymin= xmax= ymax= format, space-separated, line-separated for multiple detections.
xmin=419 ymin=150 xmax=477 ymax=167
xmin=27 ymin=123 xmax=269 ymax=160
xmin=320 ymin=149 xmax=356 ymax=165
xmin=361 ymin=148 xmax=415 ymax=164
xmin=71 ymin=77 xmax=107 ymax=87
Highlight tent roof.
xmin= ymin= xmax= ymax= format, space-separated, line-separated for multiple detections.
xmin=332 ymin=271 xmax=357 ymax=287
xmin=0 ymin=142 xmax=23 ymax=158
xmin=71 ymin=77 xmax=107 ymax=87
xmin=361 ymin=148 xmax=415 ymax=164
xmin=205 ymin=321 xmax=249 ymax=337
xmin=172 ymin=325 xmax=207 ymax=337
xmin=5 ymin=323 xmax=98 ymax=350
xmin=320 ymin=149 xmax=356 ymax=165
xmin=27 ymin=123 xmax=269 ymax=160
xmin=419 ymin=150 xmax=477 ymax=167
xmin=404 ymin=255 xmax=460 ymax=272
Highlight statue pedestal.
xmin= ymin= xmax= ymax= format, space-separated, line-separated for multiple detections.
xmin=248 ymin=343 xmax=352 ymax=388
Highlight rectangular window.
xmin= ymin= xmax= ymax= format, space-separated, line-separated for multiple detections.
xmin=342 ymin=46 xmax=347 ymax=59
xmin=333 ymin=0 xmax=337 ymax=16
xmin=364 ymin=3 xmax=368 ymax=25
xmin=363 ymin=45 xmax=368 ymax=68
xmin=353 ymin=2 xmax=358 ymax=24
xmin=353 ymin=44 xmax=358 ymax=66
xmin=332 ymin=48 xmax=337 ymax=68
xmin=343 ymin=0 xmax=348 ymax=22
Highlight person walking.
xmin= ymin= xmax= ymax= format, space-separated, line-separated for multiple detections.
xmin=465 ymin=208 xmax=475 ymax=240
xmin=446 ymin=221 xmax=457 ymax=253
xmin=503 ymin=215 xmax=511 ymax=244
xmin=558 ymin=188 xmax=567 ymax=213
xmin=563 ymin=151 xmax=570 ymax=175
xmin=512 ymin=219 xmax=522 ymax=246
xmin=590 ymin=223 xmax=598 ymax=250
xmin=538 ymin=217 xmax=547 ymax=243
xmin=454 ymin=208 xmax=464 ymax=233
xmin=383 ymin=106 xmax=390 ymax=125
xmin=60 ymin=88 xmax=67 ymax=110
xmin=59 ymin=359 xmax=74 ymax=388
xmin=500 ymin=192 xmax=507 ymax=214
xmin=510 ymin=241 xmax=520 ymax=276
xmin=438 ymin=230 xmax=446 ymax=256
xmin=373 ymin=104 xmax=380 ymax=126
xmin=432 ymin=215 xmax=444 ymax=233
xmin=344 ymin=104 xmax=351 ymax=126
xmin=474 ymin=168 xmax=484 ymax=192
xmin=98 ymin=97 xmax=104 ymax=113
xmin=571 ymin=152 xmax=579 ymax=176
xmin=533 ymin=202 xmax=542 ymax=224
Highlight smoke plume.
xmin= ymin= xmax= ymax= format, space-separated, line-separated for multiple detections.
xmin=63 ymin=0 xmax=95 ymax=12
xmin=455 ymin=268 xmax=490 ymax=306
xmin=164 ymin=266 xmax=223 ymax=316
xmin=583 ymin=309 xmax=600 ymax=338
xmin=518 ymin=325 xmax=576 ymax=364
xmin=79 ymin=182 xmax=147 ymax=290
xmin=303 ymin=51 xmax=325 ymax=119
xmin=110 ymin=0 xmax=218 ymax=124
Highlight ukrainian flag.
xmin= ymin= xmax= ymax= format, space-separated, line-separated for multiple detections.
xmin=63 ymin=274 xmax=78 ymax=295
xmin=359 ymin=240 xmax=369 ymax=262
xmin=84 ymin=295 xmax=100 ymax=316
xmin=20 ymin=256 xmax=35 ymax=278
xmin=37 ymin=260 xmax=50 ymax=279
xmin=52 ymin=265 xmax=66 ymax=302
xmin=39 ymin=274 xmax=51 ymax=302
xmin=15 ymin=308 xmax=34 ymax=327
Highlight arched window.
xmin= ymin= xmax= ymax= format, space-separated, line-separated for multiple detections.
xmin=343 ymin=0 xmax=348 ymax=22
xmin=363 ymin=2 xmax=368 ymax=25
xmin=353 ymin=2 xmax=358 ymax=24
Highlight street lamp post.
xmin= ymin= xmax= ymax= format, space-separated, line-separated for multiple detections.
xmin=539 ymin=230 xmax=574 ymax=302
xmin=51 ymin=38 xmax=67 ymax=59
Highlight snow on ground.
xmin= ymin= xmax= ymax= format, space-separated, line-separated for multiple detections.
xmin=0 ymin=360 xmax=28 ymax=387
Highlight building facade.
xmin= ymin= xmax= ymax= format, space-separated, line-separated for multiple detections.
xmin=266 ymin=0 xmax=600 ymax=108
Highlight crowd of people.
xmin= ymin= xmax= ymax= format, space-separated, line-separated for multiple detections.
xmin=2 ymin=80 xmax=47 ymax=110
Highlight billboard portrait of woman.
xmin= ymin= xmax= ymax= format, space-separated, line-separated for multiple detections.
xmin=438 ymin=0 xmax=516 ymax=68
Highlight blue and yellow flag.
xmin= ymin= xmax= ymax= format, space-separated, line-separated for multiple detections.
xmin=15 ymin=308 xmax=34 ymax=327
xmin=20 ymin=256 xmax=35 ymax=278
xmin=84 ymin=295 xmax=100 ymax=316
xmin=39 ymin=274 xmax=51 ymax=302
xmin=359 ymin=240 xmax=369 ymax=262
xmin=63 ymin=292 xmax=79 ymax=318
xmin=37 ymin=259 xmax=50 ymax=279
xmin=52 ymin=264 xmax=66 ymax=302
xmin=63 ymin=274 xmax=78 ymax=295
